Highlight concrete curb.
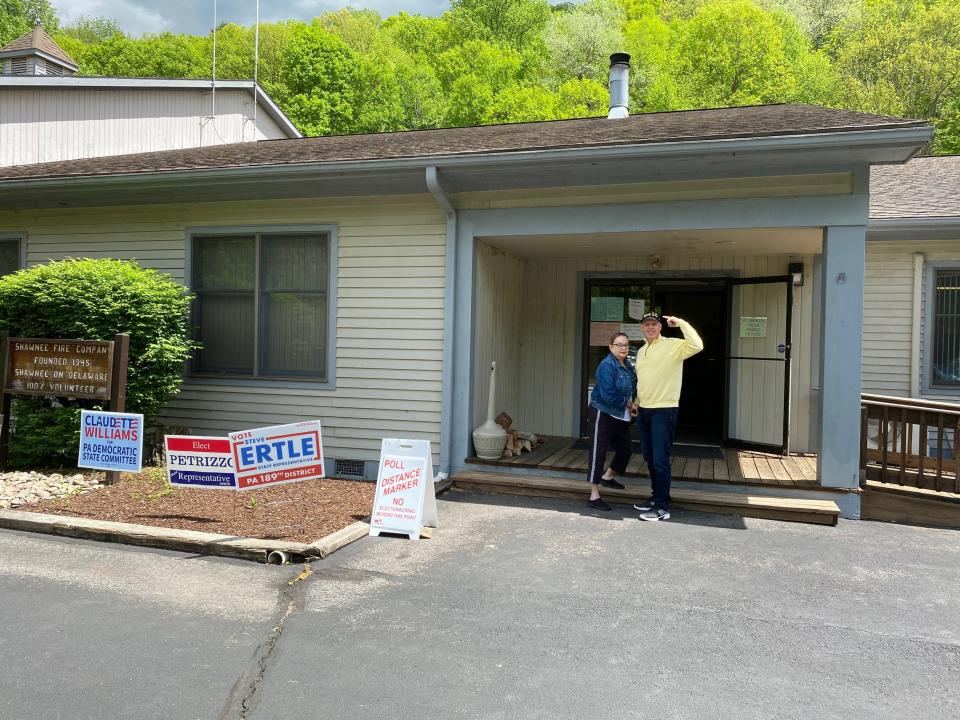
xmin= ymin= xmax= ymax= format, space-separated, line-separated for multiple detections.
xmin=0 ymin=477 xmax=454 ymax=563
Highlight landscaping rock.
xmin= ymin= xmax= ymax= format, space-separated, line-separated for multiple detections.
xmin=0 ymin=471 xmax=102 ymax=510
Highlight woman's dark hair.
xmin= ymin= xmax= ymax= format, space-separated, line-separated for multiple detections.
xmin=609 ymin=332 xmax=629 ymax=345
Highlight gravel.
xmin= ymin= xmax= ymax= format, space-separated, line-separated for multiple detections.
xmin=0 ymin=471 xmax=101 ymax=510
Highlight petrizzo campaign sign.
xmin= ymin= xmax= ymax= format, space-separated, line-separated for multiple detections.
xmin=228 ymin=420 xmax=325 ymax=490
xmin=369 ymin=438 xmax=437 ymax=540
xmin=78 ymin=410 xmax=144 ymax=472
xmin=164 ymin=436 xmax=238 ymax=489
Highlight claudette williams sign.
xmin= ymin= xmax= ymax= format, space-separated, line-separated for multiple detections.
xmin=3 ymin=338 xmax=113 ymax=400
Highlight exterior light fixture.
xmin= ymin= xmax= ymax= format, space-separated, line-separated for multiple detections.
xmin=788 ymin=262 xmax=804 ymax=286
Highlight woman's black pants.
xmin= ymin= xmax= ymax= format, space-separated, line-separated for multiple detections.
xmin=586 ymin=405 xmax=633 ymax=485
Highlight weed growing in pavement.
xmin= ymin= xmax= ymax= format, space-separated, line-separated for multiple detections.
xmin=245 ymin=496 xmax=259 ymax=510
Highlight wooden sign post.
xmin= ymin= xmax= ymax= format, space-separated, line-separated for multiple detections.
xmin=0 ymin=334 xmax=130 ymax=483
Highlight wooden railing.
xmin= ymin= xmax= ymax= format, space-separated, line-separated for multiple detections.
xmin=860 ymin=393 xmax=960 ymax=493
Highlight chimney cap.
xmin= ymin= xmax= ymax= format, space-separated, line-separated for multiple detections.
xmin=610 ymin=53 xmax=631 ymax=66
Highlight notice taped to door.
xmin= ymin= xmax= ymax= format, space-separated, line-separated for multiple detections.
xmin=369 ymin=438 xmax=437 ymax=540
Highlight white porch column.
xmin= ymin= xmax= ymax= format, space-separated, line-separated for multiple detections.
xmin=818 ymin=225 xmax=866 ymax=491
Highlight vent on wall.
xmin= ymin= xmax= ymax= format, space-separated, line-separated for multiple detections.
xmin=334 ymin=458 xmax=365 ymax=479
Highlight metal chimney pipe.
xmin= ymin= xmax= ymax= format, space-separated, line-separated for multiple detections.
xmin=607 ymin=53 xmax=630 ymax=119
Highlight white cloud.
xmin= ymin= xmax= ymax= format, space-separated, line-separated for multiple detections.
xmin=51 ymin=0 xmax=448 ymax=37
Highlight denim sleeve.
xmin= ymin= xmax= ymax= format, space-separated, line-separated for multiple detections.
xmin=593 ymin=359 xmax=621 ymax=409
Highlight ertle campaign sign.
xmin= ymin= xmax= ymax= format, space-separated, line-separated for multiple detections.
xmin=78 ymin=410 xmax=144 ymax=472
xmin=164 ymin=436 xmax=238 ymax=489
xmin=228 ymin=420 xmax=325 ymax=490
xmin=369 ymin=438 xmax=437 ymax=540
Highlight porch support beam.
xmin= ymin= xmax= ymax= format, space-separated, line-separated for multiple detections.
xmin=450 ymin=217 xmax=477 ymax=471
xmin=818 ymin=225 xmax=866 ymax=505
xmin=460 ymin=194 xmax=867 ymax=237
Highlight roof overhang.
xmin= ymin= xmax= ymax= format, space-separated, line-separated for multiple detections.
xmin=0 ymin=76 xmax=300 ymax=139
xmin=867 ymin=217 xmax=960 ymax=241
xmin=0 ymin=125 xmax=933 ymax=210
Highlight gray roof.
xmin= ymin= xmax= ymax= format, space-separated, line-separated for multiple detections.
xmin=0 ymin=103 xmax=927 ymax=183
xmin=870 ymin=155 xmax=960 ymax=219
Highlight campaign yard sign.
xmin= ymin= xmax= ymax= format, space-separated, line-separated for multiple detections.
xmin=164 ymin=436 xmax=238 ymax=489
xmin=369 ymin=438 xmax=438 ymax=540
xmin=78 ymin=410 xmax=144 ymax=473
xmin=228 ymin=420 xmax=325 ymax=490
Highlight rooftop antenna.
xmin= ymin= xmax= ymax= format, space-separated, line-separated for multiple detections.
xmin=211 ymin=0 xmax=218 ymax=122
xmin=253 ymin=0 xmax=260 ymax=139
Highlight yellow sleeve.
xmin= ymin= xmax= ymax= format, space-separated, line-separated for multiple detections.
xmin=673 ymin=319 xmax=703 ymax=359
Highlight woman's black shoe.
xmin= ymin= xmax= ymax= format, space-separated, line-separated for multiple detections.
xmin=587 ymin=497 xmax=612 ymax=511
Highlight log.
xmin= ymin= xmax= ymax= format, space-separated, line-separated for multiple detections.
xmin=495 ymin=412 xmax=513 ymax=431
xmin=520 ymin=439 xmax=533 ymax=452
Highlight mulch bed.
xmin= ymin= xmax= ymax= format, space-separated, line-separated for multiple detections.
xmin=25 ymin=469 xmax=376 ymax=542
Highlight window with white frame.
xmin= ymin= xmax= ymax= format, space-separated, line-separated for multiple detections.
xmin=191 ymin=232 xmax=330 ymax=380
xmin=0 ymin=237 xmax=21 ymax=276
xmin=931 ymin=268 xmax=960 ymax=387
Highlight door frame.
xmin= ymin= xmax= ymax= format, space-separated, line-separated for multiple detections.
xmin=575 ymin=271 xmax=735 ymax=440
xmin=722 ymin=275 xmax=793 ymax=454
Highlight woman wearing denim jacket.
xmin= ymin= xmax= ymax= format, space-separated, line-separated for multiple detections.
xmin=586 ymin=332 xmax=638 ymax=511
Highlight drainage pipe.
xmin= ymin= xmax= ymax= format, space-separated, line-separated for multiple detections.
xmin=426 ymin=166 xmax=457 ymax=480
xmin=267 ymin=550 xmax=291 ymax=565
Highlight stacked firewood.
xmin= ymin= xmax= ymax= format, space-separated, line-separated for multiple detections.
xmin=495 ymin=412 xmax=546 ymax=458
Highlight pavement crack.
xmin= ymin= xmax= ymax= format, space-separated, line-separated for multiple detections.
xmin=217 ymin=563 xmax=314 ymax=720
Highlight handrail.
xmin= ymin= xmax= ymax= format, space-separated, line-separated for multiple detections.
xmin=860 ymin=393 xmax=960 ymax=493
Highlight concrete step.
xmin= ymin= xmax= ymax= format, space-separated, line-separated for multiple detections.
xmin=451 ymin=470 xmax=840 ymax=526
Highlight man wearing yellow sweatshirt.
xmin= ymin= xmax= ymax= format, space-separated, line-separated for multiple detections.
xmin=633 ymin=312 xmax=703 ymax=521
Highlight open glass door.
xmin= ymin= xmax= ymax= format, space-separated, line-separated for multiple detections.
xmin=724 ymin=276 xmax=793 ymax=453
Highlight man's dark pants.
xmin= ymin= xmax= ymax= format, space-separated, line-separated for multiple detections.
xmin=637 ymin=407 xmax=678 ymax=510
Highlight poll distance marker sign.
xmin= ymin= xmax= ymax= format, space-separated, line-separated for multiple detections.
xmin=164 ymin=436 xmax=238 ymax=489
xmin=228 ymin=420 xmax=325 ymax=490
xmin=369 ymin=438 xmax=437 ymax=540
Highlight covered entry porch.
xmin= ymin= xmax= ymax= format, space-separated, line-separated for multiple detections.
xmin=446 ymin=190 xmax=869 ymax=518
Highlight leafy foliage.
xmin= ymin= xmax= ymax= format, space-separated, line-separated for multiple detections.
xmin=0 ymin=1 xmax=957 ymax=150
xmin=0 ymin=260 xmax=196 ymax=468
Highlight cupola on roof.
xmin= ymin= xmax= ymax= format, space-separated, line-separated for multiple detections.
xmin=0 ymin=25 xmax=78 ymax=76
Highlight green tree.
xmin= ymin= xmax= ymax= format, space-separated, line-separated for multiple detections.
xmin=69 ymin=32 xmax=208 ymax=78
xmin=268 ymin=22 xmax=361 ymax=136
xmin=59 ymin=14 xmax=122 ymax=44
xmin=435 ymin=39 xmax=525 ymax=126
xmin=670 ymin=0 xmax=822 ymax=107
xmin=828 ymin=0 xmax=960 ymax=129
xmin=450 ymin=0 xmax=552 ymax=49
xmin=1 ymin=0 xmax=58 ymax=45
xmin=543 ymin=0 xmax=625 ymax=82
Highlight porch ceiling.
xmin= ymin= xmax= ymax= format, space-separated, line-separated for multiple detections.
xmin=481 ymin=227 xmax=823 ymax=259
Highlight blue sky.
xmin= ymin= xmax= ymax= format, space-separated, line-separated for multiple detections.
xmin=51 ymin=0 xmax=448 ymax=36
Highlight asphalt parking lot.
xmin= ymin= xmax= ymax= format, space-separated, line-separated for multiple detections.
xmin=1 ymin=490 xmax=958 ymax=719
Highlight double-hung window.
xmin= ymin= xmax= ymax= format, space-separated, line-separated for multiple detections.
xmin=0 ymin=236 xmax=22 ymax=276
xmin=191 ymin=231 xmax=331 ymax=381
xmin=931 ymin=268 xmax=960 ymax=388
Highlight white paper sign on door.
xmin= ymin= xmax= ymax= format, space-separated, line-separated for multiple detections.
xmin=369 ymin=438 xmax=438 ymax=540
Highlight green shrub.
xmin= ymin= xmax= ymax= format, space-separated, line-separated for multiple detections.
xmin=0 ymin=259 xmax=196 ymax=468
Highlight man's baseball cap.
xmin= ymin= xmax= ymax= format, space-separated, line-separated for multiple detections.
xmin=640 ymin=312 xmax=661 ymax=324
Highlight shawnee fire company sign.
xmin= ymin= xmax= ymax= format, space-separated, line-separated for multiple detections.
xmin=4 ymin=338 xmax=113 ymax=400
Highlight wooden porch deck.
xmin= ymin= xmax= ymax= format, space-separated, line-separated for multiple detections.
xmin=466 ymin=435 xmax=820 ymax=490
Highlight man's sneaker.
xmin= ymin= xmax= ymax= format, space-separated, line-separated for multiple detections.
xmin=588 ymin=497 xmax=612 ymax=511
xmin=639 ymin=508 xmax=670 ymax=522
xmin=599 ymin=477 xmax=625 ymax=490
xmin=633 ymin=500 xmax=655 ymax=512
